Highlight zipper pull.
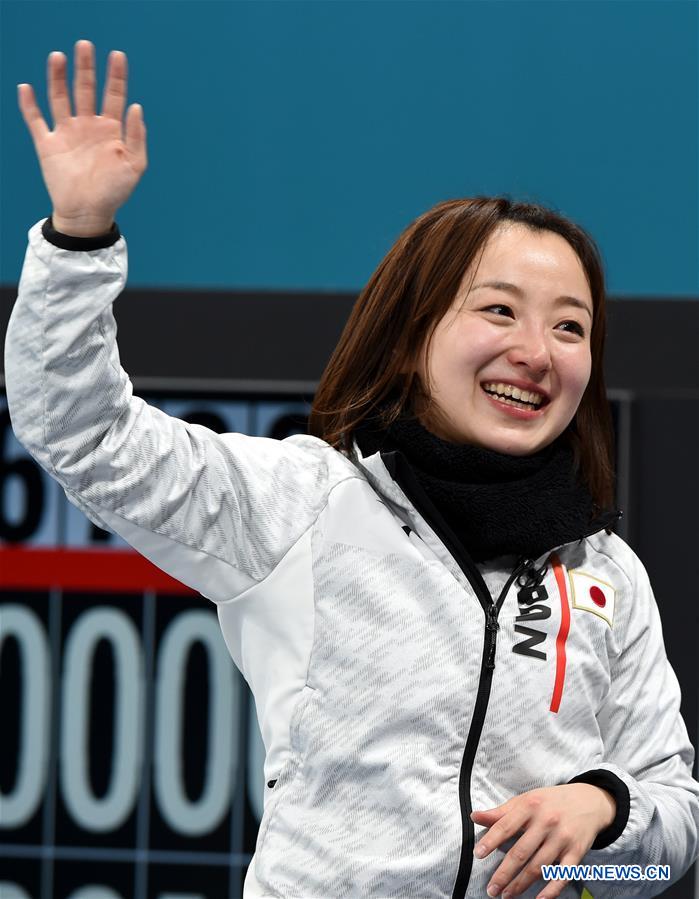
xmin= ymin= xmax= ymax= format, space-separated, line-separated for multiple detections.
xmin=516 ymin=556 xmax=549 ymax=589
xmin=515 ymin=557 xmax=536 ymax=587
xmin=515 ymin=556 xmax=550 ymax=606
xmin=515 ymin=555 xmax=533 ymax=575
xmin=485 ymin=604 xmax=499 ymax=670
xmin=486 ymin=603 xmax=500 ymax=632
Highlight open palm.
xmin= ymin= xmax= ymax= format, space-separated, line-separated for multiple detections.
xmin=18 ymin=39 xmax=147 ymax=233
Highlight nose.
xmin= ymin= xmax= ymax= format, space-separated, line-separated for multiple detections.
xmin=505 ymin=324 xmax=552 ymax=375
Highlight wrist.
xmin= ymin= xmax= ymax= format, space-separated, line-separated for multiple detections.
xmin=51 ymin=213 xmax=115 ymax=238
xmin=42 ymin=216 xmax=121 ymax=251
xmin=566 ymin=769 xmax=630 ymax=850
xmin=591 ymin=784 xmax=617 ymax=829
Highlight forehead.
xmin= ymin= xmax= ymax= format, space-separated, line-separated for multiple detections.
xmin=461 ymin=223 xmax=592 ymax=301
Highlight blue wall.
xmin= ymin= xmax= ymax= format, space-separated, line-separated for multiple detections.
xmin=2 ymin=0 xmax=697 ymax=295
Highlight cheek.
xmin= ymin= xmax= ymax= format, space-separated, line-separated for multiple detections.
xmin=425 ymin=330 xmax=468 ymax=384
xmin=561 ymin=348 xmax=592 ymax=400
xmin=437 ymin=324 xmax=493 ymax=374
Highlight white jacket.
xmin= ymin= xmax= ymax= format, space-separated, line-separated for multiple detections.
xmin=5 ymin=219 xmax=699 ymax=898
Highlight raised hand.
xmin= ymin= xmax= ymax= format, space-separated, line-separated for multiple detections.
xmin=17 ymin=39 xmax=147 ymax=237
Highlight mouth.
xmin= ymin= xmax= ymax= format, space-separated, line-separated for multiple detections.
xmin=480 ymin=381 xmax=550 ymax=411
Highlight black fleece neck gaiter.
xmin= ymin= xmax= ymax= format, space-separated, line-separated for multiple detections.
xmin=354 ymin=410 xmax=619 ymax=563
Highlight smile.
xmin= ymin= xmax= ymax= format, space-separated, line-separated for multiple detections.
xmin=481 ymin=382 xmax=547 ymax=409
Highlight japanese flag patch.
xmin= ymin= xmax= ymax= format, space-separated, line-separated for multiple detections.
xmin=567 ymin=569 xmax=616 ymax=627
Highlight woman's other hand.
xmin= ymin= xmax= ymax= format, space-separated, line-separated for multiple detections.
xmin=470 ymin=783 xmax=616 ymax=898
xmin=17 ymin=39 xmax=147 ymax=237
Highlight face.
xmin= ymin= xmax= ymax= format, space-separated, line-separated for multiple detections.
xmin=415 ymin=223 xmax=594 ymax=456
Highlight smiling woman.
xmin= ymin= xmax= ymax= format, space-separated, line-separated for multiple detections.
xmin=7 ymin=41 xmax=699 ymax=899
xmin=412 ymin=224 xmax=594 ymax=457
xmin=309 ymin=197 xmax=615 ymax=510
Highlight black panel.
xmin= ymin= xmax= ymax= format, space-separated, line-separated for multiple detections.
xmin=3 ymin=287 xmax=696 ymax=392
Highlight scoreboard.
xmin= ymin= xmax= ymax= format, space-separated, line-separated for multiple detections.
xmin=2 ymin=389 xmax=697 ymax=899
xmin=0 ymin=393 xmax=311 ymax=899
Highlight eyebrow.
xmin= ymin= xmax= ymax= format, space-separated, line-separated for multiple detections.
xmin=471 ymin=279 xmax=593 ymax=320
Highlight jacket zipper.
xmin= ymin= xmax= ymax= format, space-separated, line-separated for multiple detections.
xmin=382 ymin=451 xmax=529 ymax=898
xmin=380 ymin=450 xmax=622 ymax=898
xmin=450 ymin=557 xmax=530 ymax=899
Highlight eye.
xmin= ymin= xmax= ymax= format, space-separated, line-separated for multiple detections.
xmin=482 ymin=303 xmax=585 ymax=337
xmin=483 ymin=304 xmax=513 ymax=317
xmin=558 ymin=321 xmax=586 ymax=337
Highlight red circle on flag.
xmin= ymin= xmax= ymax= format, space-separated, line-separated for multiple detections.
xmin=589 ymin=585 xmax=606 ymax=608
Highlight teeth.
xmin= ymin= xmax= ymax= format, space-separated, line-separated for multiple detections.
xmin=483 ymin=382 xmax=544 ymax=406
xmin=492 ymin=394 xmax=533 ymax=409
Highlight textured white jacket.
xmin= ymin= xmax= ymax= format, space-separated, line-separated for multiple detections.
xmin=4 ymin=219 xmax=699 ymax=898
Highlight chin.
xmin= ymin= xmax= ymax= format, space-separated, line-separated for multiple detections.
xmin=498 ymin=444 xmax=543 ymax=457
xmin=474 ymin=433 xmax=551 ymax=456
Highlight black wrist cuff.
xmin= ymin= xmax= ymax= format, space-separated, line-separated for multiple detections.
xmin=42 ymin=216 xmax=121 ymax=250
xmin=567 ymin=768 xmax=631 ymax=850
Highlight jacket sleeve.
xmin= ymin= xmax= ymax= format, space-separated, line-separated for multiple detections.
xmin=3 ymin=218 xmax=331 ymax=603
xmin=574 ymin=540 xmax=699 ymax=895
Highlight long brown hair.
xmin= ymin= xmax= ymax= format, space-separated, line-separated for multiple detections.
xmin=308 ymin=196 xmax=616 ymax=511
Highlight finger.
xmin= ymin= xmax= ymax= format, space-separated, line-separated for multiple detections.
xmin=474 ymin=806 xmax=530 ymax=857
xmin=17 ymin=83 xmax=50 ymax=144
xmin=504 ymin=838 xmax=571 ymax=898
xmin=125 ymin=103 xmax=147 ymax=169
xmin=101 ymin=50 xmax=127 ymax=121
xmin=73 ymin=39 xmax=96 ymax=117
xmin=47 ymin=51 xmax=72 ymax=125
xmin=471 ymin=799 xmax=510 ymax=825
xmin=471 ymin=809 xmax=504 ymax=821
xmin=485 ymin=827 xmax=547 ymax=897
xmin=534 ymin=850 xmax=578 ymax=899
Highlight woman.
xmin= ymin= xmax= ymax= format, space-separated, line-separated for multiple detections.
xmin=8 ymin=40 xmax=699 ymax=899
